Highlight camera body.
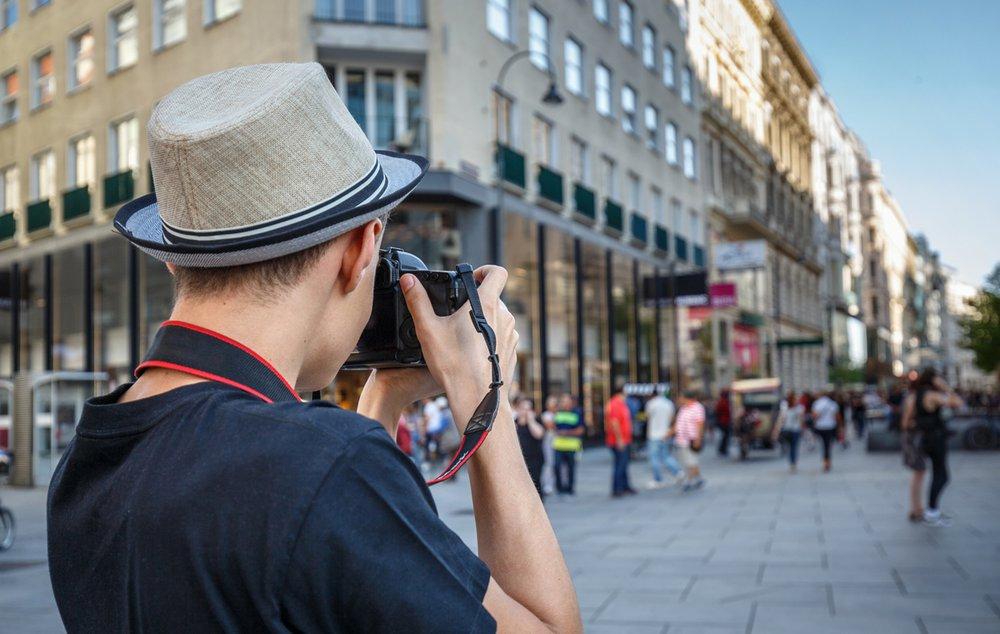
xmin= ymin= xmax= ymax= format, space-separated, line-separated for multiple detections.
xmin=344 ymin=248 xmax=469 ymax=369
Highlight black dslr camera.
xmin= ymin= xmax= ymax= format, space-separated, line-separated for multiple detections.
xmin=343 ymin=248 xmax=470 ymax=369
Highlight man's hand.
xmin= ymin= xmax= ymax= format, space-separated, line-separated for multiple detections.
xmin=400 ymin=265 xmax=518 ymax=428
xmin=357 ymin=368 xmax=442 ymax=434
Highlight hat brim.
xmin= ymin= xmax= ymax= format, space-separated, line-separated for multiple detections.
xmin=114 ymin=150 xmax=428 ymax=267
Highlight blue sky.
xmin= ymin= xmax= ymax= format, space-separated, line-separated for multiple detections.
xmin=779 ymin=0 xmax=1000 ymax=286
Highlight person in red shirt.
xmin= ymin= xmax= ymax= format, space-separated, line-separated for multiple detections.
xmin=604 ymin=383 xmax=635 ymax=497
xmin=714 ymin=389 xmax=732 ymax=457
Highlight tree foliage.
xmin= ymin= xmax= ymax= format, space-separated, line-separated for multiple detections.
xmin=959 ymin=263 xmax=1000 ymax=377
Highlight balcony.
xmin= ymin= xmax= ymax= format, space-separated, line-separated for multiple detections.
xmin=495 ymin=144 xmax=526 ymax=190
xmin=675 ymin=235 xmax=688 ymax=262
xmin=313 ymin=0 xmax=428 ymax=57
xmin=62 ymin=185 xmax=91 ymax=222
xmin=0 ymin=211 xmax=14 ymax=241
xmin=630 ymin=214 xmax=648 ymax=246
xmin=654 ymin=224 xmax=669 ymax=253
xmin=104 ymin=170 xmax=134 ymax=209
xmin=573 ymin=183 xmax=596 ymax=222
xmin=26 ymin=199 xmax=52 ymax=233
xmin=693 ymin=245 xmax=705 ymax=267
xmin=536 ymin=165 xmax=564 ymax=208
xmin=603 ymin=200 xmax=624 ymax=234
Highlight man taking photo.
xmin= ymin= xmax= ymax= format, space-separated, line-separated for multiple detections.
xmin=47 ymin=63 xmax=581 ymax=633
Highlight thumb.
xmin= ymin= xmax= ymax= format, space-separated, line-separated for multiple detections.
xmin=400 ymin=274 xmax=435 ymax=328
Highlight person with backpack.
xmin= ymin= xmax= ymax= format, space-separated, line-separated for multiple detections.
xmin=900 ymin=368 xmax=965 ymax=526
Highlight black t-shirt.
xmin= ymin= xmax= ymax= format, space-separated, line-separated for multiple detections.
xmin=47 ymin=382 xmax=495 ymax=633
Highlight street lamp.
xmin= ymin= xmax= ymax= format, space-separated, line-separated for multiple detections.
xmin=492 ymin=50 xmax=563 ymax=264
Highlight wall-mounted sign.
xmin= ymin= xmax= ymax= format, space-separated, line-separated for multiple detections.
xmin=714 ymin=240 xmax=767 ymax=270
xmin=642 ymin=272 xmax=708 ymax=307
xmin=709 ymin=282 xmax=737 ymax=308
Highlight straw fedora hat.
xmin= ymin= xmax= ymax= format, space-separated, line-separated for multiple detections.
xmin=114 ymin=62 xmax=427 ymax=267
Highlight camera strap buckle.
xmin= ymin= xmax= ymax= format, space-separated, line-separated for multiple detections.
xmin=425 ymin=264 xmax=503 ymax=486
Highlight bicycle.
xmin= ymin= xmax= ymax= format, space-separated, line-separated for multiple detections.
xmin=0 ymin=450 xmax=14 ymax=552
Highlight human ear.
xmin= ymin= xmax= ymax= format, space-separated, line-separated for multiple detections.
xmin=165 ymin=262 xmax=177 ymax=276
xmin=341 ymin=218 xmax=384 ymax=293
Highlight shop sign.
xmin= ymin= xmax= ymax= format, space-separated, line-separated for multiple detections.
xmin=709 ymin=282 xmax=737 ymax=308
xmin=714 ymin=240 xmax=767 ymax=270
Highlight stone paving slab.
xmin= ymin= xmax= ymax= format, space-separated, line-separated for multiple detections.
xmin=3 ymin=438 xmax=999 ymax=633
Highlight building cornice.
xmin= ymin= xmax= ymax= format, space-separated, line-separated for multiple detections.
xmin=760 ymin=0 xmax=819 ymax=87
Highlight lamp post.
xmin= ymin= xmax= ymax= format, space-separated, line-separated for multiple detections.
xmin=491 ymin=50 xmax=563 ymax=265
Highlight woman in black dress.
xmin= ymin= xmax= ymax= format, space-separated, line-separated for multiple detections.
xmin=514 ymin=397 xmax=547 ymax=500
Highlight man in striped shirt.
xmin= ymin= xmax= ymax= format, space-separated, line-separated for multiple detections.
xmin=670 ymin=390 xmax=706 ymax=491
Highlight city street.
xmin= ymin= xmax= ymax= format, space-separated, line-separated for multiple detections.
xmin=4 ymin=441 xmax=999 ymax=633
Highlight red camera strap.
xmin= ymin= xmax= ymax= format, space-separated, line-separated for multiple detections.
xmin=137 ymin=308 xmax=500 ymax=486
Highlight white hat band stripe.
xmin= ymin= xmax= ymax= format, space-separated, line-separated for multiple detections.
xmin=161 ymin=160 xmax=381 ymax=240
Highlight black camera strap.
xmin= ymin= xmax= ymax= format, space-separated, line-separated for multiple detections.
xmin=425 ymin=264 xmax=503 ymax=485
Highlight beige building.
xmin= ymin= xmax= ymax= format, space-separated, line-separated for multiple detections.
xmin=0 ymin=0 xmax=708 ymax=481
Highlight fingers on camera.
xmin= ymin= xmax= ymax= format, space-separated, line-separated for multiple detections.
xmin=474 ymin=265 xmax=508 ymax=298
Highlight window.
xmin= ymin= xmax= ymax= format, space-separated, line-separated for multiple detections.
xmin=1 ymin=70 xmax=16 ymax=124
xmin=375 ymin=0 xmax=396 ymax=23
xmin=402 ymin=0 xmax=423 ymax=25
xmin=30 ymin=150 xmax=55 ymax=201
xmin=665 ymin=122 xmax=678 ymax=165
xmin=644 ymin=104 xmax=658 ymax=150
xmin=641 ymin=24 xmax=656 ymax=69
xmin=620 ymin=84 xmax=636 ymax=134
xmin=493 ymin=89 xmax=513 ymax=145
xmin=662 ymin=45 xmax=675 ymax=88
xmin=600 ymin=155 xmax=616 ymax=199
xmin=689 ymin=209 xmax=701 ymax=245
xmin=528 ymin=8 xmax=549 ymax=70
xmin=1 ymin=0 xmax=16 ymax=31
xmin=681 ymin=65 xmax=693 ymax=105
xmin=345 ymin=69 xmax=366 ymax=132
xmin=69 ymin=29 xmax=95 ymax=90
xmin=671 ymin=198 xmax=682 ymax=233
xmin=205 ymin=0 xmax=240 ymax=24
xmin=1 ymin=165 xmax=18 ymax=212
xmin=31 ymin=50 xmax=55 ymax=109
xmin=374 ymin=70 xmax=395 ymax=148
xmin=487 ymin=0 xmax=511 ymax=42
xmin=68 ymin=134 xmax=96 ymax=187
xmin=682 ymin=136 xmax=696 ymax=179
xmin=155 ymin=0 xmax=187 ymax=49
xmin=570 ymin=136 xmax=588 ymax=184
xmin=33 ymin=0 xmax=51 ymax=9
xmin=532 ymin=115 xmax=554 ymax=166
xmin=343 ymin=0 xmax=365 ymax=21
xmin=109 ymin=5 xmax=138 ymax=72
xmin=595 ymin=63 xmax=611 ymax=116
xmin=109 ymin=117 xmax=139 ymax=173
xmin=651 ymin=187 xmax=664 ymax=223
xmin=618 ymin=1 xmax=633 ymax=47
xmin=627 ymin=172 xmax=640 ymax=211
xmin=564 ymin=37 xmax=583 ymax=96
xmin=593 ymin=0 xmax=608 ymax=23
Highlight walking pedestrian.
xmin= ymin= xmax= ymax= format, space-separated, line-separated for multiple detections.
xmin=514 ymin=397 xmax=546 ymax=500
xmin=644 ymin=387 xmax=682 ymax=489
xmin=714 ymin=389 xmax=732 ymax=457
xmin=901 ymin=368 xmax=964 ymax=527
xmin=553 ymin=394 xmax=584 ymax=495
xmin=811 ymin=391 xmax=841 ymax=472
xmin=773 ymin=391 xmax=805 ymax=473
xmin=539 ymin=395 xmax=558 ymax=496
xmin=605 ymin=384 xmax=635 ymax=497
xmin=671 ymin=390 xmax=706 ymax=491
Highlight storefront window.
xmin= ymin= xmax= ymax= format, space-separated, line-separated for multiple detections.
xmin=637 ymin=261 xmax=656 ymax=383
xmin=22 ymin=257 xmax=46 ymax=371
xmin=383 ymin=208 xmax=459 ymax=270
xmin=503 ymin=214 xmax=540 ymax=402
xmin=610 ymin=251 xmax=635 ymax=388
xmin=54 ymin=248 xmax=86 ymax=370
xmin=545 ymin=229 xmax=576 ymax=399
xmin=0 ymin=268 xmax=12 ymax=376
xmin=95 ymin=238 xmax=131 ymax=386
xmin=580 ymin=241 xmax=609 ymax=433
xmin=142 ymin=254 xmax=174 ymax=350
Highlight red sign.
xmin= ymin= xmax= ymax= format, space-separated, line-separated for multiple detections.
xmin=733 ymin=324 xmax=760 ymax=375
xmin=710 ymin=283 xmax=737 ymax=308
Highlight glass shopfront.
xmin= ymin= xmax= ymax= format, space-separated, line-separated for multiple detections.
xmin=545 ymin=229 xmax=577 ymax=399
xmin=54 ymin=248 xmax=86 ymax=371
xmin=579 ymin=241 xmax=609 ymax=433
xmin=637 ymin=261 xmax=656 ymax=383
xmin=502 ymin=214 xmax=541 ymax=402
xmin=610 ymin=251 xmax=636 ymax=389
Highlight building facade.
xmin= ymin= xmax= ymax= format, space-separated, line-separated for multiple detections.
xmin=0 ymin=0 xmax=708 ymax=480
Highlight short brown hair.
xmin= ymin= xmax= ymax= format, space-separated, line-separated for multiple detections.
xmin=173 ymin=240 xmax=332 ymax=300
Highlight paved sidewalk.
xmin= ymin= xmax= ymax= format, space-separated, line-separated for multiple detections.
xmin=3 ymin=440 xmax=1000 ymax=633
